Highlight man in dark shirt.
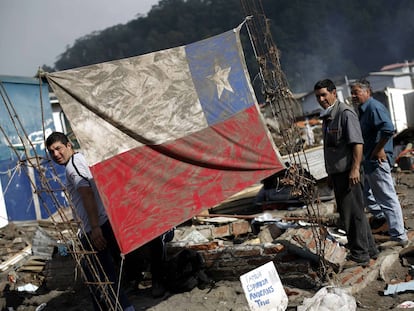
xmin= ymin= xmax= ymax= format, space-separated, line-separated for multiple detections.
xmin=314 ymin=79 xmax=378 ymax=269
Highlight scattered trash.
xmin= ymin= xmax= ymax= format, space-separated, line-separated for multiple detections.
xmin=240 ymin=261 xmax=288 ymax=311
xmin=8 ymin=270 xmax=18 ymax=283
xmin=57 ymin=243 xmax=68 ymax=256
xmin=35 ymin=303 xmax=47 ymax=311
xmin=383 ymin=280 xmax=414 ymax=296
xmin=397 ymin=301 xmax=414 ymax=308
xmin=177 ymin=229 xmax=209 ymax=244
xmin=327 ymin=227 xmax=348 ymax=245
xmin=254 ymin=212 xmax=278 ymax=222
xmin=297 ymin=220 xmax=318 ymax=227
xmin=297 ymin=286 xmax=356 ymax=311
xmin=252 ymin=212 xmax=298 ymax=231
xmin=17 ymin=283 xmax=38 ymax=293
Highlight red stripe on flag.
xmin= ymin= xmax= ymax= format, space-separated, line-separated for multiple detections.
xmin=91 ymin=105 xmax=284 ymax=254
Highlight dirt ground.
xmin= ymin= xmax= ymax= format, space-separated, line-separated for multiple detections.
xmin=2 ymin=170 xmax=414 ymax=311
xmin=353 ymin=170 xmax=414 ymax=311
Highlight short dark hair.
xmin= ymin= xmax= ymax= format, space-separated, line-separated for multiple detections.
xmin=46 ymin=131 xmax=70 ymax=148
xmin=314 ymin=79 xmax=336 ymax=92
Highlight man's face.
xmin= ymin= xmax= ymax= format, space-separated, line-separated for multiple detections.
xmin=351 ymin=85 xmax=370 ymax=105
xmin=47 ymin=141 xmax=73 ymax=165
xmin=315 ymin=87 xmax=336 ymax=110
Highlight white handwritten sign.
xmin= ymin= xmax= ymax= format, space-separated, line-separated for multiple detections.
xmin=240 ymin=261 xmax=288 ymax=311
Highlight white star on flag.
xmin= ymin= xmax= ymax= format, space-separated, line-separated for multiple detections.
xmin=208 ymin=64 xmax=234 ymax=98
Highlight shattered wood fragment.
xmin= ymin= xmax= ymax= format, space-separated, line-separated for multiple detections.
xmin=0 ymin=245 xmax=32 ymax=272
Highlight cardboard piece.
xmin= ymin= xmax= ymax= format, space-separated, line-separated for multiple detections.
xmin=240 ymin=261 xmax=288 ymax=311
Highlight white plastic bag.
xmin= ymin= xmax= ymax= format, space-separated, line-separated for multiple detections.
xmin=297 ymin=286 xmax=356 ymax=311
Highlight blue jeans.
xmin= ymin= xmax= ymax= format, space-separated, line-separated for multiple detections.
xmin=363 ymin=161 xmax=407 ymax=241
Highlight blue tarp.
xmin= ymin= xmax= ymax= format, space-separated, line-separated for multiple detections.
xmin=0 ymin=75 xmax=66 ymax=221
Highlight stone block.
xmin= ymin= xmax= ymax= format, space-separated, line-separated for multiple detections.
xmin=211 ymin=224 xmax=230 ymax=238
xmin=232 ymin=245 xmax=262 ymax=258
xmin=258 ymin=224 xmax=282 ymax=243
xmin=231 ymin=220 xmax=251 ymax=236
xmin=263 ymin=243 xmax=285 ymax=254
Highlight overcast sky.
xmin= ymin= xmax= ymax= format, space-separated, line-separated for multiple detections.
xmin=0 ymin=0 xmax=160 ymax=77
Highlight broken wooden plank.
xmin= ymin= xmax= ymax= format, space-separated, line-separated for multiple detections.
xmin=0 ymin=245 xmax=32 ymax=272
xmin=17 ymin=265 xmax=45 ymax=273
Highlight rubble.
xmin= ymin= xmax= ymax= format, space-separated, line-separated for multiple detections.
xmin=383 ymin=279 xmax=414 ymax=296
xmin=0 ymin=173 xmax=414 ymax=310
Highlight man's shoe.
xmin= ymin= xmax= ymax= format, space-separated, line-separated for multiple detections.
xmin=369 ymin=248 xmax=380 ymax=259
xmin=372 ymin=223 xmax=389 ymax=234
xmin=379 ymin=239 xmax=409 ymax=250
xmin=151 ymin=281 xmax=166 ymax=298
xmin=370 ymin=216 xmax=386 ymax=229
xmin=370 ymin=216 xmax=388 ymax=234
xmin=341 ymin=258 xmax=370 ymax=271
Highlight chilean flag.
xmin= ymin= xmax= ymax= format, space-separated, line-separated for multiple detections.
xmin=47 ymin=26 xmax=285 ymax=254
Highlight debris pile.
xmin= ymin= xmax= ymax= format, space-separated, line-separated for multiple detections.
xmin=0 ymin=172 xmax=414 ymax=310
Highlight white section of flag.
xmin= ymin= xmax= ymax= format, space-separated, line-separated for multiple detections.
xmin=48 ymin=46 xmax=207 ymax=165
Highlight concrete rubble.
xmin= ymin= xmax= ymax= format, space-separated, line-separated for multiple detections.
xmin=0 ymin=177 xmax=414 ymax=309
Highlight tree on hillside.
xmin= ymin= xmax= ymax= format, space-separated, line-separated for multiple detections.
xmin=52 ymin=0 xmax=414 ymax=93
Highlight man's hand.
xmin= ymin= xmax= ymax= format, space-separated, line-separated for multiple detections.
xmin=90 ymin=226 xmax=107 ymax=251
xmin=350 ymin=143 xmax=363 ymax=186
xmin=372 ymin=148 xmax=387 ymax=163
xmin=349 ymin=167 xmax=361 ymax=186
xmin=78 ymin=186 xmax=106 ymax=250
xmin=371 ymin=138 xmax=389 ymax=164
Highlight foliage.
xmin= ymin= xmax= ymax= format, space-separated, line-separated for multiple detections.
xmin=52 ymin=0 xmax=414 ymax=93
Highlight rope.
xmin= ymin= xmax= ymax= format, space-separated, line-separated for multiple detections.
xmin=116 ymin=254 xmax=126 ymax=311
xmin=0 ymin=162 xmax=21 ymax=195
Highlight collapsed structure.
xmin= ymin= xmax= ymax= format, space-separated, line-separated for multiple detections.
xmin=1 ymin=0 xmax=414 ymax=310
xmin=0 ymin=2 xmax=333 ymax=308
